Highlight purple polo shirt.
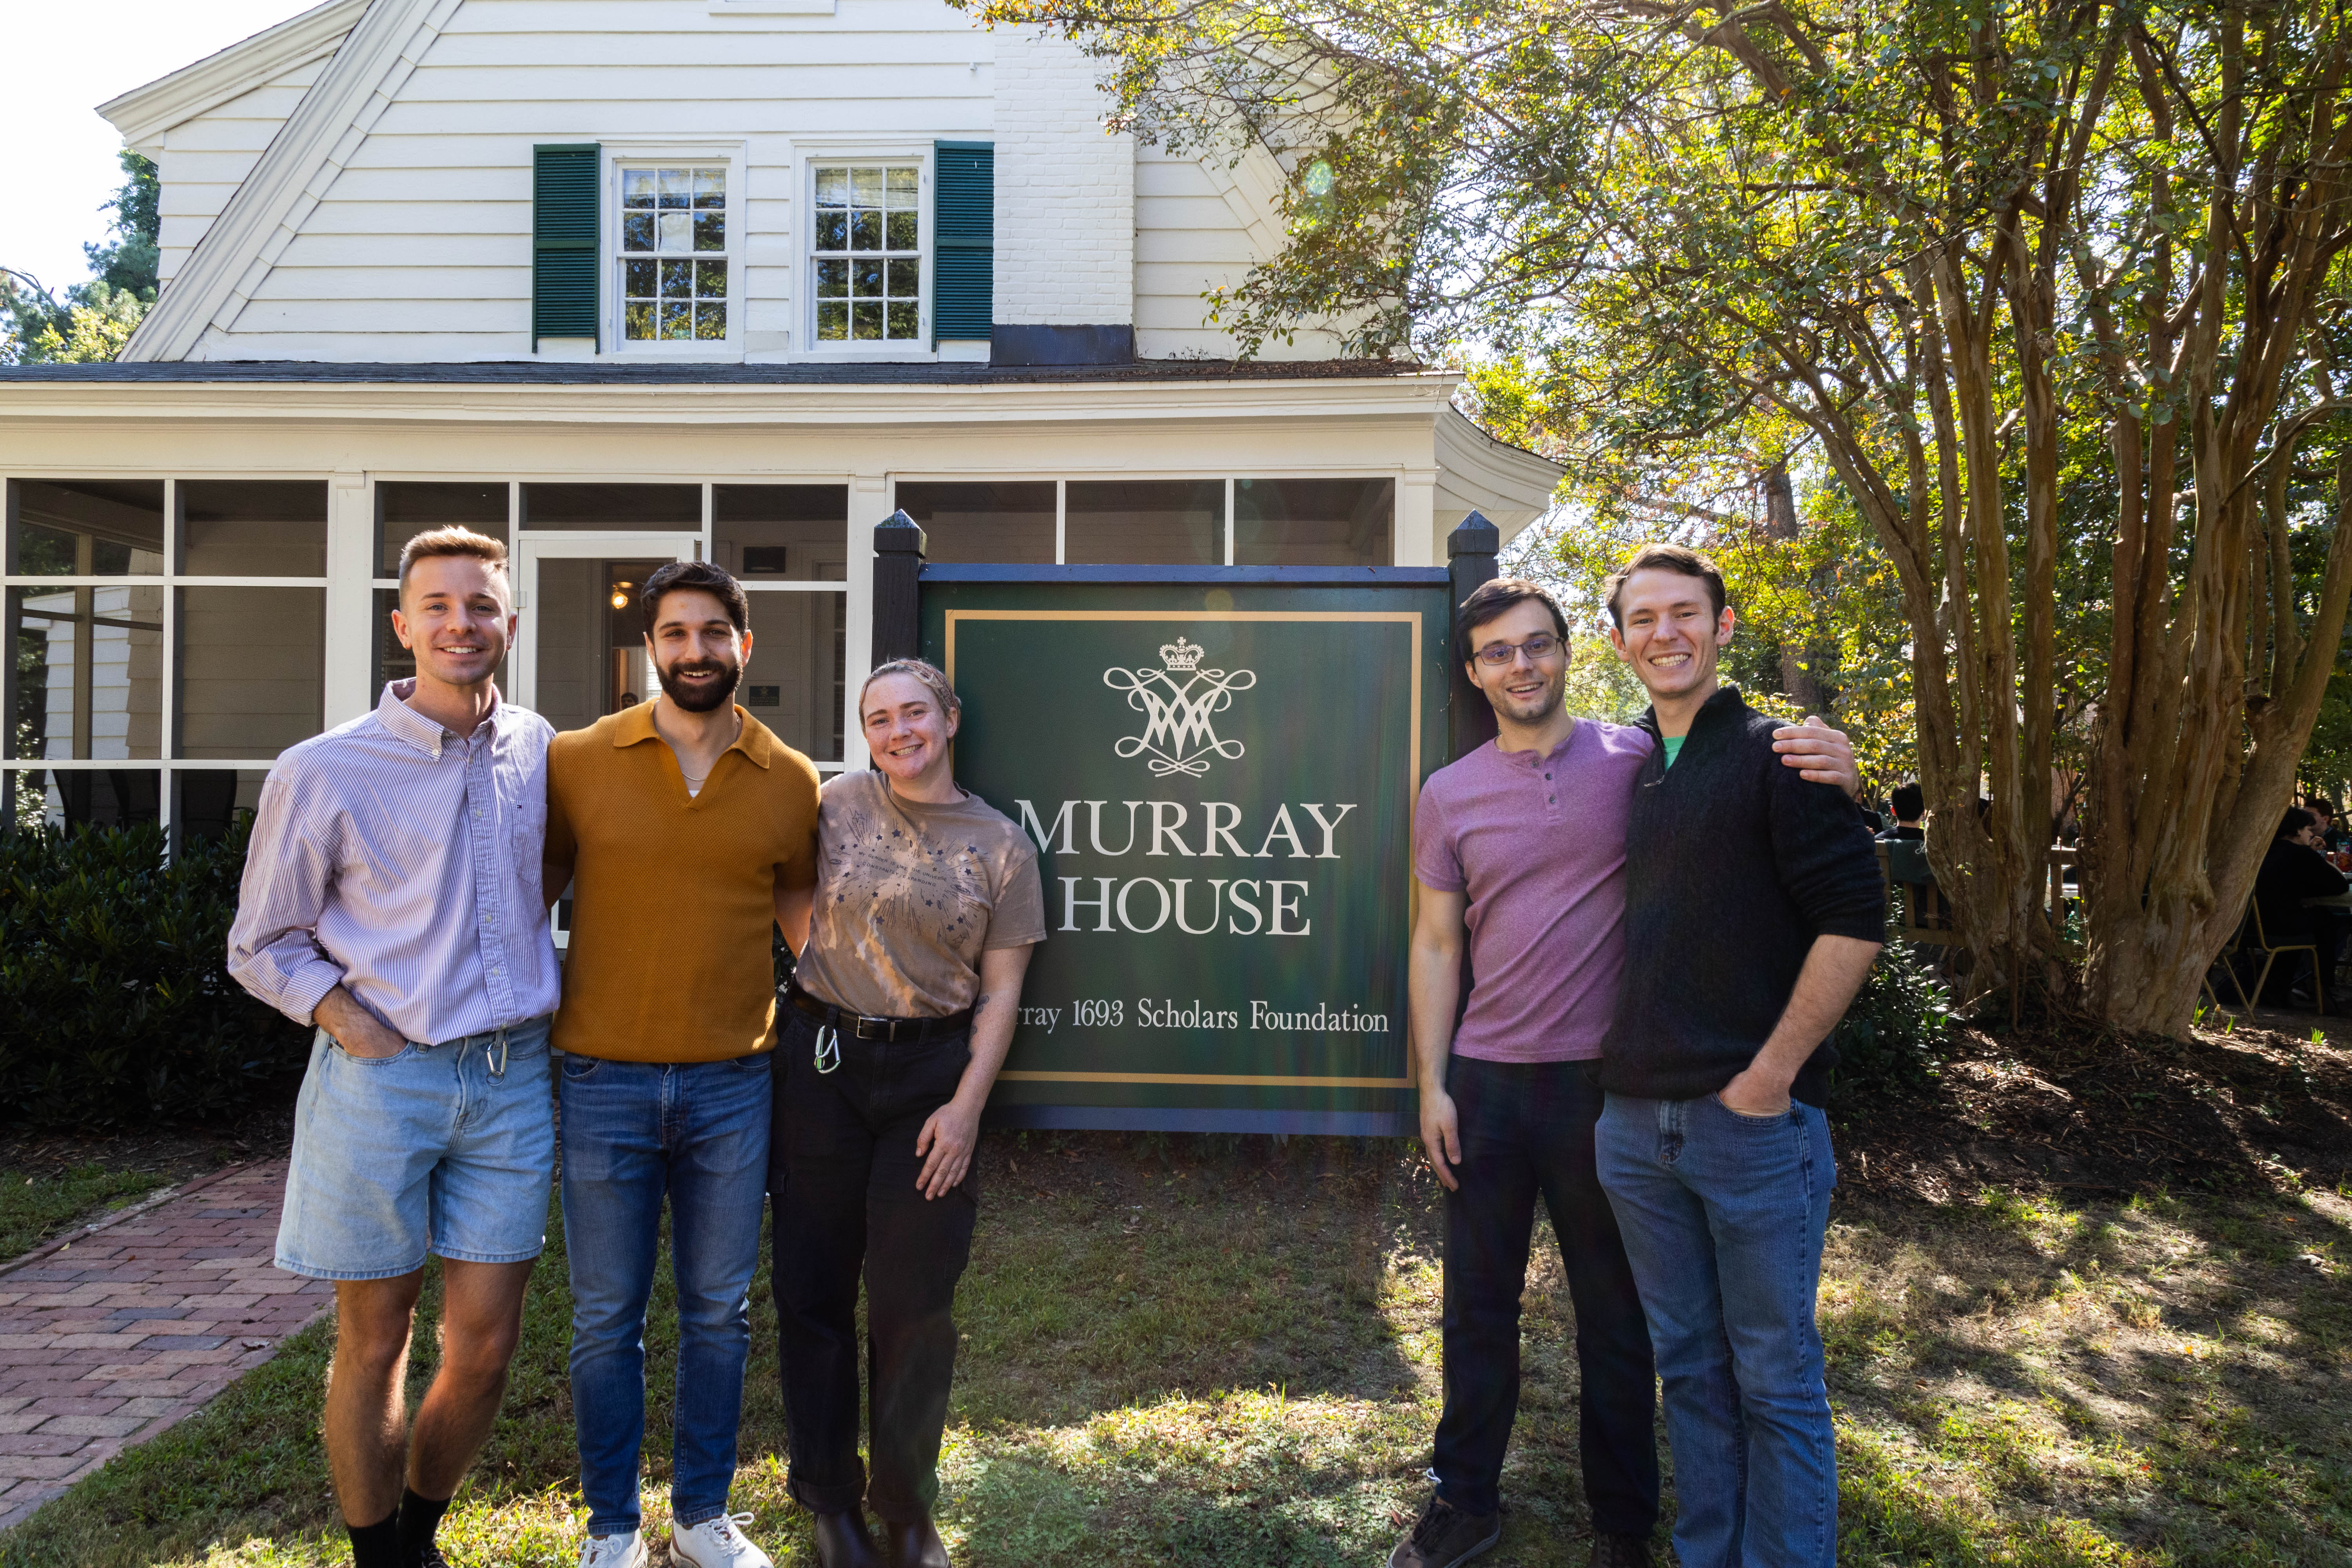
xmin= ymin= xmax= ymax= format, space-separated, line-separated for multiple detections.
xmin=1411 ymin=719 xmax=1655 ymax=1061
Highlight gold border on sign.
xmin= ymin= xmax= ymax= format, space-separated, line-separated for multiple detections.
xmin=945 ymin=607 xmax=1425 ymax=1094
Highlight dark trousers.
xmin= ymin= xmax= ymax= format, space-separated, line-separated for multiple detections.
xmin=770 ymin=1007 xmax=977 ymax=1521
xmin=1433 ymin=1056 xmax=1661 ymax=1534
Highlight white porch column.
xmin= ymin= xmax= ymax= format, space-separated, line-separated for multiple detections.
xmin=1397 ymin=467 xmax=1439 ymax=566
xmin=323 ymin=470 xmax=373 ymax=725
xmin=843 ymin=472 xmax=890 ymax=768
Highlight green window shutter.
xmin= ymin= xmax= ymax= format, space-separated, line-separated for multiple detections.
xmin=933 ymin=142 xmax=993 ymax=344
xmin=534 ymin=143 xmax=601 ymax=350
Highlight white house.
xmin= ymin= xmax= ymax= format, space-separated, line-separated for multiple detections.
xmin=0 ymin=0 xmax=1559 ymax=838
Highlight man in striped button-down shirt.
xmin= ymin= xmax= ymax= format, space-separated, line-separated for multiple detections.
xmin=228 ymin=527 xmax=558 ymax=1568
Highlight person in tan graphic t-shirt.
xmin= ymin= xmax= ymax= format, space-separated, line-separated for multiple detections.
xmin=770 ymin=657 xmax=1042 ymax=1568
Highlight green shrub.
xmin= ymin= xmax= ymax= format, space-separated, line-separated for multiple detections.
xmin=0 ymin=818 xmax=307 ymax=1128
xmin=1829 ymin=913 xmax=1954 ymax=1100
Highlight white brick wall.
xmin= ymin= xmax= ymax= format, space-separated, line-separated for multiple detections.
xmin=993 ymin=31 xmax=1133 ymax=326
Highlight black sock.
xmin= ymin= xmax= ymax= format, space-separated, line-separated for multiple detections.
xmin=347 ymin=1510 xmax=404 ymax=1568
xmin=398 ymin=1488 xmax=453 ymax=1565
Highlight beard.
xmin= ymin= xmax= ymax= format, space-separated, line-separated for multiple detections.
xmin=655 ymin=653 xmax=742 ymax=713
xmin=1487 ymin=666 xmax=1567 ymax=724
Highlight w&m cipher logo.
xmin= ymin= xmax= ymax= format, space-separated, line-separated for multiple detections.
xmin=1103 ymin=637 xmax=1257 ymax=778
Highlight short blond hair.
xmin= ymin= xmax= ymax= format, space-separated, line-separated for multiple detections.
xmin=859 ymin=658 xmax=960 ymax=724
xmin=397 ymin=526 xmax=509 ymax=590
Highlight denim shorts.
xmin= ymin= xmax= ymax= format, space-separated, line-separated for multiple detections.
xmin=275 ymin=1016 xmax=555 ymax=1281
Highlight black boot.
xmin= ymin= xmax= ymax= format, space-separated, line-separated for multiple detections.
xmin=882 ymin=1515 xmax=951 ymax=1568
xmin=1589 ymin=1534 xmax=1655 ymax=1568
xmin=813 ymin=1511 xmax=880 ymax=1568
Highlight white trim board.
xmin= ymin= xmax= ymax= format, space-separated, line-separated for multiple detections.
xmin=98 ymin=0 xmax=368 ymax=158
xmin=121 ymin=0 xmax=466 ymax=364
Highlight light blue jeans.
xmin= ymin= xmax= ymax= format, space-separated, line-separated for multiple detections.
xmin=1595 ymin=1093 xmax=1838 ymax=1568
xmin=559 ymin=1053 xmax=773 ymax=1537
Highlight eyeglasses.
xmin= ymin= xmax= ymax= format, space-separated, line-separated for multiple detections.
xmin=1473 ymin=634 xmax=1563 ymax=666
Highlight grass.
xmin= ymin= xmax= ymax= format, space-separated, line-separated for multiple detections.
xmin=1 ymin=1132 xmax=2347 ymax=1566
xmin=0 ymin=1164 xmax=173 ymax=1261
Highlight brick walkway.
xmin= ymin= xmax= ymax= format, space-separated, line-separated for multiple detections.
xmin=0 ymin=1160 xmax=330 ymax=1531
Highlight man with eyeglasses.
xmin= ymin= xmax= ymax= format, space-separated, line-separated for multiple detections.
xmin=1387 ymin=578 xmax=1859 ymax=1568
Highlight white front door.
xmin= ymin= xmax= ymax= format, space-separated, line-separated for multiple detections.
xmin=513 ymin=534 xmax=698 ymax=729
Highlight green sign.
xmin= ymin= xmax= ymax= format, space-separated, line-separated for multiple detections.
xmin=921 ymin=570 xmax=1453 ymax=1135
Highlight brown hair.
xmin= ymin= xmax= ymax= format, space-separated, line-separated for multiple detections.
xmin=396 ymin=526 xmax=508 ymax=589
xmin=1455 ymin=577 xmax=1571 ymax=664
xmin=640 ymin=559 xmax=749 ymax=635
xmin=1602 ymin=542 xmax=1726 ymax=629
xmin=859 ymin=658 xmax=961 ymax=724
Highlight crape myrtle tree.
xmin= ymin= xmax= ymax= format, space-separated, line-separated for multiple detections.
xmin=961 ymin=0 xmax=2352 ymax=1034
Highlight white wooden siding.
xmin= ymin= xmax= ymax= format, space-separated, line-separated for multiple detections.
xmin=132 ymin=0 xmax=1343 ymax=362
xmin=156 ymin=62 xmax=323 ymax=290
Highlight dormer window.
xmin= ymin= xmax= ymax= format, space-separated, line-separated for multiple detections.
xmin=619 ymin=165 xmax=730 ymax=342
xmin=812 ymin=164 xmax=921 ymax=343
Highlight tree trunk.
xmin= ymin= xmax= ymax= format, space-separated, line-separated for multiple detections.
xmin=1760 ymin=463 xmax=1828 ymax=714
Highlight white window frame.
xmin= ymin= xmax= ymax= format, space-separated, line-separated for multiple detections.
xmin=601 ymin=142 xmax=750 ymax=360
xmin=786 ymin=139 xmax=936 ymax=361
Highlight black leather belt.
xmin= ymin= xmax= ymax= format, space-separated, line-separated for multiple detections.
xmin=786 ymin=986 xmax=972 ymax=1044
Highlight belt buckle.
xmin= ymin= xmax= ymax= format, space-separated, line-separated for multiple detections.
xmin=854 ymin=1015 xmax=884 ymax=1041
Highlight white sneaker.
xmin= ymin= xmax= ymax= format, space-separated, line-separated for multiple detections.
xmin=578 ymin=1528 xmax=647 ymax=1568
xmin=671 ymin=1512 xmax=773 ymax=1568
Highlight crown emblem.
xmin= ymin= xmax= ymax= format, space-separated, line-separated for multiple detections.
xmin=1159 ymin=637 xmax=1204 ymax=672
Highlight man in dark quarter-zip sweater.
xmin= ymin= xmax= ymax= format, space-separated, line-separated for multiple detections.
xmin=1595 ymin=543 xmax=1885 ymax=1568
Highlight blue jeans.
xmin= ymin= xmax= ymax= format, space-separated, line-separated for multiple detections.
xmin=560 ymin=1053 xmax=773 ymax=1537
xmin=1595 ymin=1093 xmax=1837 ymax=1568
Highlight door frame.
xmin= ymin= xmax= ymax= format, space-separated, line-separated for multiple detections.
xmin=511 ymin=532 xmax=699 ymax=714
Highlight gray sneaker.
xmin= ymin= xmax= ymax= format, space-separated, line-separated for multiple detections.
xmin=1386 ymin=1495 xmax=1501 ymax=1568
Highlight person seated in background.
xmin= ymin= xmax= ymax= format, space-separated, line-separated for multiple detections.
xmin=2307 ymin=797 xmax=2344 ymax=853
xmin=2253 ymin=807 xmax=2349 ymax=1008
xmin=1875 ymin=780 xmax=1926 ymax=842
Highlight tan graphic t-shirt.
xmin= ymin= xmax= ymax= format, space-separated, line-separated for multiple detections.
xmin=793 ymin=769 xmax=1047 ymax=1019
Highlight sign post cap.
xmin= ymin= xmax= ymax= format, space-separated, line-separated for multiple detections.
xmin=1446 ymin=512 xmax=1500 ymax=558
xmin=874 ymin=509 xmax=929 ymax=557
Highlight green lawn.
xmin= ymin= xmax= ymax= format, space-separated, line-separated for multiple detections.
xmin=0 ymin=1165 xmax=173 ymax=1262
xmin=1 ymin=1133 xmax=2345 ymax=1566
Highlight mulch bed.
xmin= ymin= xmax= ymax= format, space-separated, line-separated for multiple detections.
xmin=1831 ymin=1009 xmax=2352 ymax=1201
xmin=0 ymin=1079 xmax=301 ymax=1187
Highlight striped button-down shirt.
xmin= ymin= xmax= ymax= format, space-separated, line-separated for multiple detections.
xmin=227 ymin=680 xmax=561 ymax=1044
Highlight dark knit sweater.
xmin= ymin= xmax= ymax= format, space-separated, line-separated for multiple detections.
xmin=1598 ymin=687 xmax=1886 ymax=1107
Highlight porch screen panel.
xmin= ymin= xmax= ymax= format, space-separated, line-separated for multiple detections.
xmin=534 ymin=143 xmax=601 ymax=348
xmin=933 ymin=142 xmax=993 ymax=344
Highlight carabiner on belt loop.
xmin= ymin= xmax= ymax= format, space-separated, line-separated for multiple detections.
xmin=814 ymin=1022 xmax=842 ymax=1075
xmin=488 ymin=1025 xmax=510 ymax=1078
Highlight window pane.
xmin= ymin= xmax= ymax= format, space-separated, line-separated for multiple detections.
xmin=174 ymin=767 xmax=268 ymax=844
xmin=695 ymin=303 xmax=727 ymax=339
xmin=817 ymin=302 xmax=848 ymax=340
xmin=885 ymin=210 xmax=917 ymax=249
xmin=817 ymin=167 xmax=848 ymax=205
xmin=893 ymin=482 xmax=1056 ymax=565
xmin=8 ymin=479 xmax=165 ymax=576
xmin=696 ymin=259 xmax=727 ymax=298
xmin=886 ymin=301 xmax=917 ymax=339
xmin=854 ymin=260 xmax=883 ymax=298
xmin=695 ymin=213 xmax=726 ymax=252
xmin=659 ymin=168 xmax=692 ymax=207
xmin=852 ymin=167 xmax=884 ymax=205
xmin=715 ymin=485 xmax=849 ymax=581
xmin=522 ymin=483 xmax=701 ymax=530
xmin=377 ymin=481 xmax=507 ymax=577
xmin=179 ymin=480 xmax=328 ymax=576
xmin=1065 ymin=480 xmax=1225 ymax=566
xmin=816 ymin=211 xmax=847 ymax=249
xmin=886 ymin=258 xmax=918 ymax=296
xmin=744 ymin=590 xmax=846 ymax=763
xmin=659 ymin=212 xmax=692 ymax=252
xmin=624 ymin=168 xmax=657 ymax=205
xmin=1233 ymin=477 xmax=1394 ymax=567
xmin=661 ymin=301 xmax=692 ymax=338
xmin=662 ymin=260 xmax=693 ymax=298
xmin=851 ymin=302 xmax=883 ymax=340
xmin=624 ymin=212 xmax=656 ymax=251
xmin=7 ymin=585 xmax=164 ymax=759
xmin=694 ymin=169 xmax=726 ymax=207
xmin=886 ymin=167 xmax=918 ymax=207
xmin=175 ymin=586 xmax=325 ymax=760
xmin=850 ymin=210 xmax=881 ymax=250
xmin=11 ymin=768 xmax=162 ymax=833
